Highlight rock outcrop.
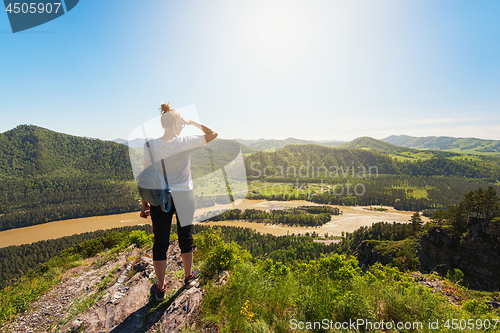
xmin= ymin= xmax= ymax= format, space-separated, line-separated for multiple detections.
xmin=417 ymin=227 xmax=457 ymax=275
xmin=357 ymin=219 xmax=500 ymax=291
xmin=418 ymin=220 xmax=500 ymax=291
xmin=357 ymin=240 xmax=394 ymax=267
xmin=0 ymin=241 xmax=205 ymax=333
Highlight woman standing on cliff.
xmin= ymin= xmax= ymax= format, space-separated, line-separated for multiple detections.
xmin=140 ymin=103 xmax=218 ymax=302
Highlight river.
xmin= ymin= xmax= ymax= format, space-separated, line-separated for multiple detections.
xmin=0 ymin=199 xmax=426 ymax=248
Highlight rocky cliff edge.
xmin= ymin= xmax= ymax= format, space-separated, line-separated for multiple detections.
xmin=1 ymin=241 xmax=207 ymax=333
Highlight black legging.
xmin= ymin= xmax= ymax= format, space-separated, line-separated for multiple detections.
xmin=150 ymin=190 xmax=195 ymax=261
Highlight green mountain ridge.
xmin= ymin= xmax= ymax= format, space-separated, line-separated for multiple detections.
xmin=0 ymin=125 xmax=138 ymax=231
xmin=245 ymin=143 xmax=500 ymax=210
xmin=340 ymin=136 xmax=463 ymax=160
xmin=344 ymin=136 xmax=433 ymax=155
xmin=245 ymin=143 xmax=497 ymax=180
xmin=1 ymin=124 xmax=131 ymax=179
xmin=383 ymin=134 xmax=500 ymax=157
xmin=0 ymin=125 xmax=258 ymax=231
xmin=2 ymin=125 xmax=500 ymax=231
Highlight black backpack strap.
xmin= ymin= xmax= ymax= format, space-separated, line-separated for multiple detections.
xmin=161 ymin=159 xmax=167 ymax=181
xmin=160 ymin=159 xmax=172 ymax=213
xmin=145 ymin=141 xmax=156 ymax=165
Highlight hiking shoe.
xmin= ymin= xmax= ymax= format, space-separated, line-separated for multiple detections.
xmin=184 ymin=270 xmax=199 ymax=289
xmin=152 ymin=281 xmax=166 ymax=302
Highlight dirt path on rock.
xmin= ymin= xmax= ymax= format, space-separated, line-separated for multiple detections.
xmin=0 ymin=242 xmax=204 ymax=333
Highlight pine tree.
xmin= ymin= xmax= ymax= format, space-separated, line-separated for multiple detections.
xmin=410 ymin=212 xmax=423 ymax=234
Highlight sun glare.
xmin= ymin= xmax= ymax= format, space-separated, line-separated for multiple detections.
xmin=242 ymin=2 xmax=314 ymax=69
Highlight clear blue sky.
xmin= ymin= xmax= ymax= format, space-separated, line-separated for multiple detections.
xmin=1 ymin=0 xmax=499 ymax=141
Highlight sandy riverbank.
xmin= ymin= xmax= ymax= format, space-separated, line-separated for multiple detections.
xmin=0 ymin=199 xmax=427 ymax=247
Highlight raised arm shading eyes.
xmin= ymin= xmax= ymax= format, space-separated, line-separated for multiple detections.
xmin=181 ymin=119 xmax=218 ymax=144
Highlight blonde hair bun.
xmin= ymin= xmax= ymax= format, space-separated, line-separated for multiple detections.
xmin=160 ymin=103 xmax=173 ymax=113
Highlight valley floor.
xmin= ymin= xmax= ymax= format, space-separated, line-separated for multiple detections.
xmin=0 ymin=199 xmax=425 ymax=247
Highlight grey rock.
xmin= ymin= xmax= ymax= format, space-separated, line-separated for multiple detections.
xmin=418 ymin=224 xmax=500 ymax=291
xmin=0 ymin=241 xmax=205 ymax=333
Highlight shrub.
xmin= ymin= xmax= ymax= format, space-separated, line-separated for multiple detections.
xmin=446 ymin=268 xmax=465 ymax=284
xmin=462 ymin=299 xmax=488 ymax=315
xmin=195 ymin=228 xmax=251 ymax=282
xmin=127 ymin=230 xmax=152 ymax=248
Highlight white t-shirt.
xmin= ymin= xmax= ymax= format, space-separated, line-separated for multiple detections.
xmin=143 ymin=135 xmax=206 ymax=191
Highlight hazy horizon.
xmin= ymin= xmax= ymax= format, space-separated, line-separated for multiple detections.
xmin=5 ymin=123 xmax=500 ymax=143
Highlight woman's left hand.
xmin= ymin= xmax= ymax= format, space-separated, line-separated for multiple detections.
xmin=140 ymin=201 xmax=150 ymax=218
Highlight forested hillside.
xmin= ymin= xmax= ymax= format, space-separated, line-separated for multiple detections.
xmin=2 ymin=125 xmax=500 ymax=231
xmin=0 ymin=125 xmax=258 ymax=231
xmin=342 ymin=136 xmax=458 ymax=159
xmin=0 ymin=125 xmax=138 ymax=231
xmin=245 ymin=144 xmax=500 ymax=210
xmin=246 ymin=144 xmax=398 ymax=177
xmin=246 ymin=144 xmax=499 ymax=179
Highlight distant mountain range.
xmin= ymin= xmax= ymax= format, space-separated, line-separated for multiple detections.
xmin=236 ymin=135 xmax=500 ymax=157
xmin=115 ymin=137 xmax=345 ymax=154
xmin=382 ymin=135 xmax=500 ymax=157
xmin=117 ymin=135 xmax=500 ymax=157
xmin=115 ymin=137 xmax=345 ymax=152
xmin=234 ymin=138 xmax=345 ymax=151
xmin=115 ymin=137 xmax=258 ymax=155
